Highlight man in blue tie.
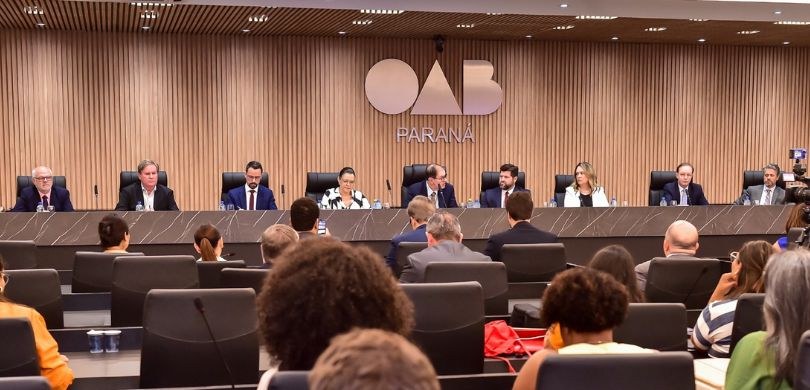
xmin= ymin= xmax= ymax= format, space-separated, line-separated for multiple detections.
xmin=661 ymin=162 xmax=709 ymax=206
xmin=12 ymin=166 xmax=74 ymax=212
xmin=226 ymin=161 xmax=277 ymax=210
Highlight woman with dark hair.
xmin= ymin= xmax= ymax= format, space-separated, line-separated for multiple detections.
xmin=563 ymin=162 xmax=609 ymax=207
xmin=98 ymin=214 xmax=130 ymax=253
xmin=773 ymin=203 xmax=808 ymax=252
xmin=193 ymin=224 xmax=225 ymax=262
xmin=256 ymin=238 xmax=413 ymax=388
xmin=692 ymin=240 xmax=773 ymax=358
xmin=513 ymin=268 xmax=651 ymax=390
xmin=319 ymin=167 xmax=371 ymax=209
xmin=589 ymin=245 xmax=644 ymax=303
xmin=725 ymin=249 xmax=810 ymax=389
xmin=0 ymin=256 xmax=74 ymax=389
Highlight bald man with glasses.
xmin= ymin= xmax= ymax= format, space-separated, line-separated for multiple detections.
xmin=12 ymin=166 xmax=75 ymax=212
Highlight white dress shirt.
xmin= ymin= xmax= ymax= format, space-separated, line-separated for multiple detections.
xmin=244 ymin=184 xmax=257 ymax=210
xmin=760 ymin=186 xmax=776 ymax=205
xmin=501 ymin=186 xmax=515 ymax=208
xmin=141 ymin=185 xmax=155 ymax=211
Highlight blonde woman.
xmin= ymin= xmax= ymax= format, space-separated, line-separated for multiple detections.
xmin=564 ymin=162 xmax=609 ymax=207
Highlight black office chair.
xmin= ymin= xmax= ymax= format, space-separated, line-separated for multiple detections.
xmin=729 ymin=293 xmax=765 ymax=355
xmin=401 ymin=164 xmax=430 ymax=207
xmin=742 ymin=170 xmax=785 ymax=191
xmin=0 ymin=240 xmax=37 ymax=270
xmin=537 ymin=352 xmax=695 ymax=390
xmin=140 ymin=288 xmax=259 ymax=388
xmin=71 ymin=252 xmax=145 ymax=293
xmin=4 ymin=269 xmax=64 ymax=329
xmin=0 ymin=318 xmax=40 ymax=378
xmin=649 ymin=171 xmax=677 ymax=206
xmin=553 ymin=174 xmax=573 ymax=207
xmin=789 ymin=227 xmax=806 ymax=250
xmin=0 ymin=377 xmax=50 ymax=390
xmin=119 ymin=170 xmax=168 ymax=191
xmin=424 ymin=262 xmax=508 ymax=316
xmin=305 ymin=172 xmax=339 ymax=203
xmin=401 ymin=281 xmax=484 ymax=375
xmin=479 ymin=171 xmax=527 ymax=201
xmin=439 ymin=373 xmax=517 ymax=390
xmin=220 ymin=268 xmax=268 ymax=294
xmin=111 ymin=256 xmax=199 ymax=327
xmin=500 ymin=243 xmax=566 ymax=283
xmin=196 ymin=260 xmax=246 ymax=288
xmin=644 ymin=258 xmax=724 ymax=324
xmin=796 ymin=330 xmax=810 ymax=390
xmin=395 ymin=242 xmax=429 ymax=278
xmin=16 ymin=175 xmax=67 ymax=199
xmin=269 ymin=371 xmax=309 ymax=390
xmin=613 ymin=303 xmax=688 ymax=351
xmin=221 ymin=171 xmax=270 ymax=201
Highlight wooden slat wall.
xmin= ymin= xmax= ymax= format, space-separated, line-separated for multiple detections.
xmin=1 ymin=29 xmax=809 ymax=210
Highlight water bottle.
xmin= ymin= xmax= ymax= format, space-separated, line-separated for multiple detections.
xmin=610 ymin=197 xmax=617 ymax=207
xmin=219 ymin=201 xmax=226 ymax=211
xmin=742 ymin=194 xmax=751 ymax=206
xmin=473 ymin=199 xmax=481 ymax=208
xmin=549 ymin=197 xmax=557 ymax=208
xmin=36 ymin=201 xmax=44 ymax=212
xmin=135 ymin=201 xmax=144 ymax=211
xmin=659 ymin=197 xmax=667 ymax=207
xmin=373 ymin=199 xmax=382 ymax=209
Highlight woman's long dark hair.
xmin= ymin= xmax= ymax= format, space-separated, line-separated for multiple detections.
xmin=588 ymin=245 xmax=644 ymax=303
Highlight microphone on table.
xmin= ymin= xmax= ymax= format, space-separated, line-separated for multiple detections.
xmin=222 ymin=252 xmax=237 ymax=258
xmin=280 ymin=184 xmax=286 ymax=210
xmin=93 ymin=184 xmax=99 ymax=210
xmin=193 ymin=298 xmax=236 ymax=389
xmin=385 ymin=179 xmax=394 ymax=207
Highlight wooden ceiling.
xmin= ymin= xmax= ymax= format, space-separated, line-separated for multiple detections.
xmin=0 ymin=0 xmax=808 ymax=46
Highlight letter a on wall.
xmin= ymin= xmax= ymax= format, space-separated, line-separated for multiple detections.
xmin=410 ymin=61 xmax=462 ymax=115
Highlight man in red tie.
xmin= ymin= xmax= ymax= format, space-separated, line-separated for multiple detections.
xmin=12 ymin=166 xmax=75 ymax=212
xmin=226 ymin=161 xmax=277 ymax=210
xmin=480 ymin=163 xmax=530 ymax=208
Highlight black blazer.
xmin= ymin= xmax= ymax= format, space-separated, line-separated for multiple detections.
xmin=661 ymin=182 xmax=709 ymax=206
xmin=12 ymin=186 xmax=74 ymax=212
xmin=115 ymin=183 xmax=179 ymax=211
xmin=483 ymin=221 xmax=558 ymax=261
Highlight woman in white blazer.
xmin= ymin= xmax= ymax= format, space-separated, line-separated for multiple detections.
xmin=564 ymin=162 xmax=609 ymax=207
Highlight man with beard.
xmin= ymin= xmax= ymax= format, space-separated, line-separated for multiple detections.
xmin=481 ymin=163 xmax=529 ymax=208
xmin=226 ymin=161 xmax=277 ymax=210
xmin=115 ymin=159 xmax=180 ymax=211
xmin=733 ymin=163 xmax=785 ymax=205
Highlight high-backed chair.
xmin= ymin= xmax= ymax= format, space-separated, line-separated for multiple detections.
xmin=401 ymin=164 xmax=430 ymax=207
xmin=613 ymin=303 xmax=687 ymax=351
xmin=0 ymin=377 xmax=50 ymax=390
xmin=16 ymin=175 xmax=67 ymax=199
xmin=0 ymin=240 xmax=37 ymax=270
xmin=500 ymin=243 xmax=566 ymax=283
xmin=553 ymin=174 xmax=573 ymax=207
xmin=424 ymin=262 xmax=508 ymax=315
xmin=729 ymin=293 xmax=765 ymax=355
xmin=394 ymin=242 xmax=429 ymax=278
xmin=742 ymin=170 xmax=785 ymax=191
xmin=649 ymin=171 xmax=677 ymax=206
xmin=537 ymin=352 xmax=695 ymax=390
xmin=196 ymin=260 xmax=246 ymax=288
xmin=4 ymin=269 xmax=64 ymax=329
xmin=439 ymin=373 xmax=518 ymax=390
xmin=789 ymin=227 xmax=807 ymax=249
xmin=111 ymin=256 xmax=198 ymax=327
xmin=305 ymin=172 xmax=339 ymax=202
xmin=479 ymin=171 xmax=527 ymax=201
xmin=644 ymin=258 xmax=724 ymax=324
xmin=119 ymin=170 xmax=168 ymax=191
xmin=0 ymin=318 xmax=40 ymax=378
xmin=401 ymin=282 xmax=484 ymax=375
xmin=71 ymin=252 xmax=145 ymax=293
xmin=268 ymin=371 xmax=309 ymax=390
xmin=221 ymin=171 xmax=270 ymax=201
xmin=796 ymin=330 xmax=810 ymax=390
xmin=220 ymin=268 xmax=268 ymax=294
xmin=140 ymin=288 xmax=259 ymax=388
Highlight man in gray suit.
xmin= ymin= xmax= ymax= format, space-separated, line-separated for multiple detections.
xmin=734 ymin=164 xmax=786 ymax=205
xmin=635 ymin=220 xmax=701 ymax=292
xmin=399 ymin=211 xmax=491 ymax=283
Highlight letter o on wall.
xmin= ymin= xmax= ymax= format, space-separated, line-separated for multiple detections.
xmin=365 ymin=59 xmax=419 ymax=115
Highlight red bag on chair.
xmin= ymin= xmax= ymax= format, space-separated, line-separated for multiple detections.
xmin=484 ymin=320 xmax=545 ymax=372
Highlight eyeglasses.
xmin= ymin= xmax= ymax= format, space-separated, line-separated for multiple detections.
xmin=34 ymin=176 xmax=53 ymax=182
xmin=730 ymin=251 xmax=739 ymax=262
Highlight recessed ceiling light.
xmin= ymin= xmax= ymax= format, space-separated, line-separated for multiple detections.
xmin=553 ymin=25 xmax=575 ymax=30
xmin=352 ymin=19 xmax=373 ymax=25
xmin=241 ymin=29 xmax=251 ymax=33
xmin=35 ymin=22 xmax=45 ymax=27
xmin=644 ymin=27 xmax=667 ymax=32
xmin=140 ymin=10 xmax=158 ymax=19
xmin=689 ymin=19 xmax=708 ymax=22
xmin=525 ymin=35 xmax=533 ymax=38
xmin=560 ymin=3 xmax=568 ymax=8
xmin=360 ymin=9 xmax=404 ymax=15
xmin=698 ymin=38 xmax=706 ymax=42
xmin=141 ymin=26 xmax=151 ymax=30
xmin=338 ymin=31 xmax=347 ymax=35
xmin=23 ymin=6 xmax=44 ymax=15
xmin=576 ymin=15 xmax=618 ymax=20
xmin=131 ymin=2 xmax=172 ymax=6
xmin=486 ymin=12 xmax=503 ymax=15
xmin=737 ymin=30 xmax=760 ymax=34
xmin=774 ymin=10 xmax=782 ymax=15
xmin=611 ymin=36 xmax=619 ymax=40
xmin=783 ymin=41 xmax=790 ymax=45
xmin=456 ymin=23 xmax=475 ymax=28
xmin=774 ymin=21 xmax=810 ymax=25
xmin=248 ymin=15 xmax=268 ymax=22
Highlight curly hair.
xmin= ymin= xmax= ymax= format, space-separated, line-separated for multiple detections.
xmin=541 ymin=267 xmax=629 ymax=333
xmin=257 ymin=238 xmax=414 ymax=370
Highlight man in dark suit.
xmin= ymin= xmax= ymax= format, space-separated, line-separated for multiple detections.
xmin=385 ymin=195 xmax=436 ymax=272
xmin=481 ymin=163 xmax=529 ymax=208
xmin=635 ymin=220 xmax=701 ymax=292
xmin=226 ymin=161 xmax=277 ymax=210
xmin=404 ymin=164 xmax=458 ymax=208
xmin=115 ymin=160 xmax=179 ymax=211
xmin=733 ymin=163 xmax=786 ymax=205
xmin=399 ymin=212 xmax=491 ymax=283
xmin=483 ymin=192 xmax=557 ymax=261
xmin=12 ymin=166 xmax=74 ymax=212
xmin=661 ymin=162 xmax=709 ymax=206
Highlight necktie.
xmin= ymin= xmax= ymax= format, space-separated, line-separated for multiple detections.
xmin=504 ymin=191 xmax=510 ymax=208
xmin=249 ymin=190 xmax=256 ymax=210
xmin=765 ymin=189 xmax=772 ymax=205
xmin=680 ymin=189 xmax=688 ymax=205
xmin=42 ymin=196 xmax=49 ymax=210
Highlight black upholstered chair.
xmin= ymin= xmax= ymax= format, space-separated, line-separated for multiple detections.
xmin=649 ymin=171 xmax=677 ymax=206
xmin=401 ymin=164 xmax=430 ymax=207
xmin=4 ymin=269 xmax=64 ymax=329
xmin=119 ymin=170 xmax=168 ymax=191
xmin=111 ymin=255 xmax=199 ymax=327
xmin=537 ymin=352 xmax=695 ymax=390
xmin=0 ymin=318 xmax=40 ymax=378
xmin=796 ymin=330 xmax=810 ymax=390
xmin=553 ymin=174 xmax=573 ymax=207
xmin=613 ymin=303 xmax=687 ymax=351
xmin=269 ymin=371 xmax=309 ymax=390
xmin=500 ymin=243 xmax=566 ymax=283
xmin=71 ymin=252 xmax=145 ymax=293
xmin=401 ymin=281 xmax=484 ymax=375
xmin=140 ymin=288 xmax=259 ymax=388
xmin=789 ymin=227 xmax=807 ymax=250
xmin=479 ymin=171 xmax=527 ymax=201
xmin=221 ymin=171 xmax=270 ymax=201
xmin=196 ymin=260 xmax=246 ymax=288
xmin=220 ymin=268 xmax=268 ymax=294
xmin=742 ymin=170 xmax=785 ymax=191
xmin=0 ymin=240 xmax=37 ymax=270
xmin=0 ymin=377 xmax=50 ymax=390
xmin=645 ymin=258 xmax=724 ymax=324
xmin=424 ymin=262 xmax=509 ymax=315
xmin=305 ymin=172 xmax=339 ymax=202
xmin=395 ymin=242 xmax=429 ymax=278
xmin=729 ymin=293 xmax=765 ymax=355
xmin=16 ymin=175 xmax=67 ymax=199
xmin=439 ymin=373 xmax=517 ymax=390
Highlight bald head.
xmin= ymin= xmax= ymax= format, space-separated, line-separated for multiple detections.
xmin=663 ymin=220 xmax=699 ymax=255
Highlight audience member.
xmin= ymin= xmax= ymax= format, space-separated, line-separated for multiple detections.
xmin=260 ymin=224 xmax=299 ymax=268
xmin=635 ymin=220 xmax=700 ymax=291
xmin=12 ymin=166 xmax=74 ymax=212
xmin=661 ymin=162 xmax=709 ymax=206
xmin=256 ymin=238 xmax=413 ymax=388
xmin=692 ymin=240 xmax=772 ymax=358
xmin=773 ymin=202 xmax=809 ymax=252
xmin=483 ymin=191 xmax=557 ymax=261
xmin=404 ymin=164 xmax=458 ymax=208
xmin=320 ymin=167 xmax=371 ymax=209
xmin=481 ymin=163 xmax=529 ymax=208
xmin=309 ymin=328 xmax=439 ymax=390
xmin=734 ymin=164 xmax=785 ymax=205
xmin=290 ymin=197 xmax=323 ymax=238
xmin=564 ymin=162 xmax=608 ymax=207
xmin=98 ymin=214 xmax=130 ymax=253
xmin=0 ymin=257 xmax=74 ymax=390
xmin=513 ymin=268 xmax=651 ymax=390
xmin=725 ymin=249 xmax=810 ymax=389
xmin=115 ymin=160 xmax=179 ymax=211
xmin=385 ymin=195 xmax=435 ymax=272
xmin=399 ymin=212 xmax=491 ymax=283
xmin=226 ymin=161 xmax=277 ymax=210
xmin=193 ymin=224 xmax=225 ymax=262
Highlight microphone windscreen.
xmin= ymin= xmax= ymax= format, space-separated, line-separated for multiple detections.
xmin=94 ymin=185 xmax=98 ymax=195
xmin=386 ymin=179 xmax=392 ymax=191
xmin=281 ymin=184 xmax=286 ymax=194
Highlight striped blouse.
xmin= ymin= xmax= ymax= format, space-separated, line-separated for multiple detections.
xmin=319 ymin=188 xmax=371 ymax=209
xmin=692 ymin=298 xmax=739 ymax=358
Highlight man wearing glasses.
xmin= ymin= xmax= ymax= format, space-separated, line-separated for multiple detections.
xmin=12 ymin=166 xmax=75 ymax=212
xmin=404 ymin=164 xmax=458 ymax=208
xmin=226 ymin=161 xmax=277 ymax=210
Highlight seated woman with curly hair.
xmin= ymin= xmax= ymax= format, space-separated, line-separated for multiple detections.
xmin=256 ymin=238 xmax=414 ymax=388
xmin=512 ymin=267 xmax=652 ymax=390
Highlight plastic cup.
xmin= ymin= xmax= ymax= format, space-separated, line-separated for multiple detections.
xmin=47 ymin=205 xmax=55 ymax=212
xmin=622 ymin=201 xmax=629 ymax=207
xmin=103 ymin=330 xmax=122 ymax=353
xmin=383 ymin=202 xmax=391 ymax=209
xmin=752 ymin=200 xmax=760 ymax=206
xmin=87 ymin=330 xmax=104 ymax=353
xmin=226 ymin=204 xmax=235 ymax=211
xmin=670 ymin=200 xmax=678 ymax=206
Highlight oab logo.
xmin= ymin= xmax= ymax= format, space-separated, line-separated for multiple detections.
xmin=365 ymin=59 xmax=503 ymax=116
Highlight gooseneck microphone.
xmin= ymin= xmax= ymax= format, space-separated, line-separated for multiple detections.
xmin=385 ymin=179 xmax=393 ymax=206
xmin=93 ymin=184 xmax=99 ymax=210
xmin=280 ymin=184 xmax=286 ymax=210
xmin=193 ymin=298 xmax=236 ymax=389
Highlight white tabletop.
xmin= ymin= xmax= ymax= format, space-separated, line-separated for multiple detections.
xmin=65 ymin=349 xmax=271 ymax=378
xmin=694 ymin=358 xmax=730 ymax=390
